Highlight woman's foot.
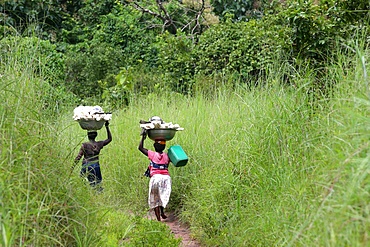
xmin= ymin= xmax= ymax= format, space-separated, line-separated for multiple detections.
xmin=160 ymin=206 xmax=167 ymax=219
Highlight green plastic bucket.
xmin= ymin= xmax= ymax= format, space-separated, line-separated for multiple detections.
xmin=168 ymin=145 xmax=188 ymax=167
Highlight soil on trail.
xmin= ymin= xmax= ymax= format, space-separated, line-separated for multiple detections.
xmin=147 ymin=211 xmax=201 ymax=247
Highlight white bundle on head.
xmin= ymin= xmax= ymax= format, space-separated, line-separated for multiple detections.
xmin=73 ymin=105 xmax=112 ymax=121
xmin=140 ymin=116 xmax=184 ymax=131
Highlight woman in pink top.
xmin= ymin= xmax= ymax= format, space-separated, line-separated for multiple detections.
xmin=138 ymin=131 xmax=171 ymax=221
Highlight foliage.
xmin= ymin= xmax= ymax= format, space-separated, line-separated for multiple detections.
xmin=63 ymin=41 xmax=124 ymax=100
xmin=270 ymin=1 xmax=335 ymax=63
xmin=2 ymin=0 xmax=162 ymax=103
xmin=0 ymin=36 xmax=76 ymax=116
xmin=0 ymin=35 xmax=84 ymax=246
xmin=60 ymin=0 xmax=121 ymax=44
xmin=2 ymin=24 xmax=370 ymax=247
xmin=100 ymin=66 xmax=136 ymax=110
xmin=94 ymin=5 xmax=159 ymax=66
xmin=128 ymin=0 xmax=209 ymax=37
xmin=153 ymin=16 xmax=291 ymax=94
xmin=0 ymin=35 xmax=179 ymax=247
xmin=0 ymin=36 xmax=64 ymax=82
xmin=193 ymin=17 xmax=291 ymax=81
xmin=211 ymin=0 xmax=266 ymax=22
xmin=1 ymin=0 xmax=83 ymax=40
xmin=271 ymin=0 xmax=369 ymax=63
xmin=61 ymin=2 xmax=160 ymax=101
xmin=332 ymin=0 xmax=370 ymax=25
xmin=101 ymin=63 xmax=177 ymax=110
xmin=101 ymin=37 xmax=369 ymax=246
xmin=2 ymin=0 xmax=369 ymax=103
xmin=155 ymin=32 xmax=196 ymax=94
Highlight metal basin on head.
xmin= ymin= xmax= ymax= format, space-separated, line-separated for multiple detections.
xmin=147 ymin=129 xmax=177 ymax=141
xmin=78 ymin=119 xmax=105 ymax=130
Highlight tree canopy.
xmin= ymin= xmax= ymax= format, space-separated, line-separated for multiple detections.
xmin=1 ymin=0 xmax=368 ymax=106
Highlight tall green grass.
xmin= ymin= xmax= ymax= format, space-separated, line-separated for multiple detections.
xmin=1 ymin=36 xmax=71 ymax=246
xmin=0 ymin=36 xmax=100 ymax=246
xmin=91 ymin=45 xmax=369 ymax=246
xmin=0 ymin=36 xmax=180 ymax=246
xmin=2 ymin=34 xmax=369 ymax=246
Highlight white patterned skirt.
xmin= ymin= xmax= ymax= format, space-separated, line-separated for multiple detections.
xmin=148 ymin=174 xmax=172 ymax=209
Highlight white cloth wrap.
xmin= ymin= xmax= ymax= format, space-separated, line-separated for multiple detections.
xmin=148 ymin=174 xmax=172 ymax=209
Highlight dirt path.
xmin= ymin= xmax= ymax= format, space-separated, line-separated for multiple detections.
xmin=147 ymin=211 xmax=201 ymax=247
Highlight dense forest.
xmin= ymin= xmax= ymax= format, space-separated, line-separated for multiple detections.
xmin=1 ymin=0 xmax=370 ymax=246
xmin=1 ymin=0 xmax=369 ymax=106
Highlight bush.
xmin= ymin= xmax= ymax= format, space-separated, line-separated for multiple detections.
xmin=155 ymin=32 xmax=196 ymax=94
xmin=63 ymin=42 xmax=124 ymax=99
xmin=271 ymin=0 xmax=369 ymax=63
xmin=193 ymin=17 xmax=291 ymax=81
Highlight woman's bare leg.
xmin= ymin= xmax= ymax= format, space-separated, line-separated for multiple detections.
xmin=154 ymin=206 xmax=161 ymax=221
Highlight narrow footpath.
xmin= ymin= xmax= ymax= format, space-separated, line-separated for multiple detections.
xmin=147 ymin=211 xmax=201 ymax=247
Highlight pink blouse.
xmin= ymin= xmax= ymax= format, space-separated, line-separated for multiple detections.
xmin=148 ymin=150 xmax=170 ymax=176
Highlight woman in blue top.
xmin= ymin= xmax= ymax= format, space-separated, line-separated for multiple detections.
xmin=74 ymin=121 xmax=112 ymax=190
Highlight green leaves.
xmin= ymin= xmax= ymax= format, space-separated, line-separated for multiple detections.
xmin=274 ymin=0 xmax=369 ymax=63
xmin=211 ymin=0 xmax=264 ymax=22
xmin=194 ymin=19 xmax=289 ymax=79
